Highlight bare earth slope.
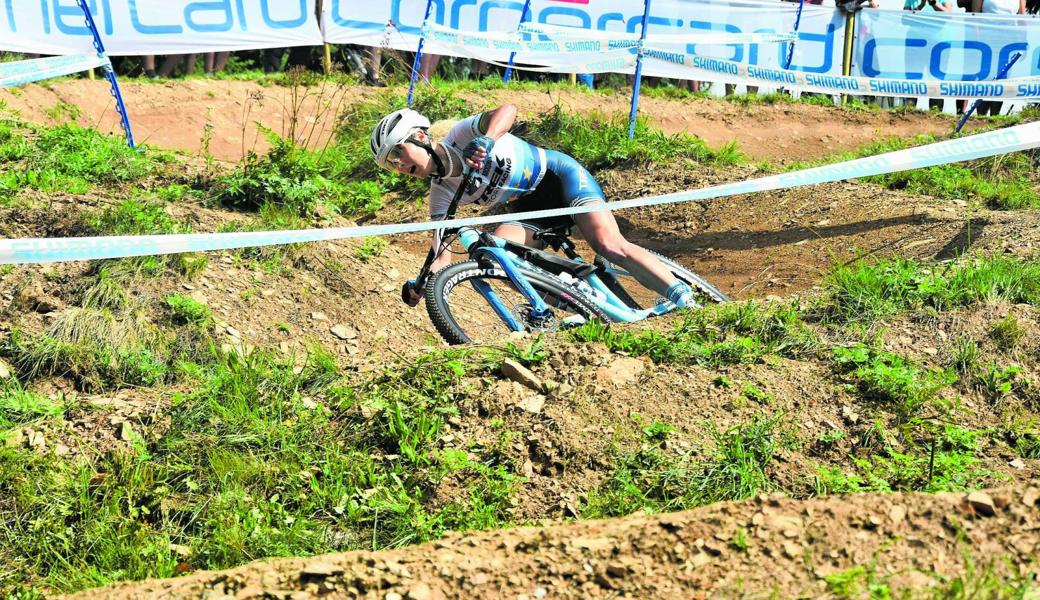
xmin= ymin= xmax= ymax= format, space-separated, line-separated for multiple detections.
xmin=68 ymin=487 xmax=1040 ymax=600
xmin=0 ymin=79 xmax=971 ymax=163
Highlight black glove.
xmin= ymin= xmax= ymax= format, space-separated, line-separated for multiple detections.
xmin=401 ymin=279 xmax=421 ymax=307
xmin=462 ymin=135 xmax=495 ymax=169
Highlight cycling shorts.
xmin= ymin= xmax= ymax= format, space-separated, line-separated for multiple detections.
xmin=502 ymin=150 xmax=605 ymax=233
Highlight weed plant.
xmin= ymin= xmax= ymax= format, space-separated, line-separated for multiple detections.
xmin=833 ymin=343 xmax=956 ymax=420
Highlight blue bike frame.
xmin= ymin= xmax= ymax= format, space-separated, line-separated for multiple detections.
xmin=455 ymin=227 xmax=674 ymax=329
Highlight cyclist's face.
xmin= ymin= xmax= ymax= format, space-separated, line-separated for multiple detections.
xmin=388 ymin=134 xmax=433 ymax=178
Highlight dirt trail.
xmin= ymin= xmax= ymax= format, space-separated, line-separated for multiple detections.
xmin=0 ymin=79 xmax=968 ymax=164
xmin=68 ymin=487 xmax=1040 ymax=600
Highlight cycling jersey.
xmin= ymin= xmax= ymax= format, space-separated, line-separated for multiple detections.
xmin=429 ymin=115 xmax=549 ymax=220
xmin=429 ymin=114 xmax=606 ymax=252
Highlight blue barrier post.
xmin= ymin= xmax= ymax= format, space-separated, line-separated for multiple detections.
xmin=955 ymin=52 xmax=1022 ymax=134
xmin=406 ymin=0 xmax=435 ymax=107
xmin=784 ymin=0 xmax=806 ymax=70
xmin=627 ymin=0 xmax=653 ymax=140
xmin=77 ymin=0 xmax=135 ymax=148
xmin=503 ymin=0 xmax=533 ymax=84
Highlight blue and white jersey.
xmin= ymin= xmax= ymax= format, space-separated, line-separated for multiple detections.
xmin=429 ymin=115 xmax=548 ymax=220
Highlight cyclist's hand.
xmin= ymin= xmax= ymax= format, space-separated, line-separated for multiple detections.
xmin=462 ymin=135 xmax=494 ymax=171
xmin=401 ymin=280 xmax=422 ymax=307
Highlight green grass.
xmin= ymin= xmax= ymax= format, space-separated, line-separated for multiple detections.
xmin=0 ymin=121 xmax=166 ymax=201
xmin=796 ymin=135 xmax=1040 ymax=210
xmin=823 ymin=255 xmax=1040 ymax=324
xmin=583 ymin=415 xmax=780 ymax=518
xmin=833 ymin=343 xmax=956 ymax=420
xmin=570 ymin=300 xmax=817 ymax=366
xmin=524 ymin=104 xmax=744 ymax=171
xmin=0 ymin=346 xmax=520 ymax=595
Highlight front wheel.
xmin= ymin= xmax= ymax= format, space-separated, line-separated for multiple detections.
xmin=425 ymin=261 xmax=609 ymax=345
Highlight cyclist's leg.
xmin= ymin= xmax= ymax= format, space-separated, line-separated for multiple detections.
xmin=573 ymin=206 xmax=677 ymax=297
xmin=544 ymin=150 xmax=680 ymax=298
xmin=492 ymin=222 xmax=539 ymax=246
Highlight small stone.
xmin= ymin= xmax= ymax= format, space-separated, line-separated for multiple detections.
xmin=225 ymin=326 xmax=241 ymax=339
xmin=783 ymin=541 xmax=801 ymax=559
xmin=534 ymin=588 xmax=547 ymax=599
xmin=922 ymin=347 xmax=938 ymax=356
xmin=330 ymin=324 xmax=357 ymax=340
xmin=1009 ymin=458 xmax=1026 ymax=469
xmin=470 ymin=573 xmax=489 ymax=585
xmin=1021 ymin=487 xmax=1039 ymax=507
xmin=406 ymin=583 xmax=432 ymax=600
xmin=967 ymin=491 xmax=997 ymax=517
xmin=301 ymin=560 xmax=342 ymax=577
xmin=385 ymin=594 xmax=403 ymax=600
xmin=500 ymin=359 xmax=544 ymax=393
xmin=311 ymin=312 xmax=328 ymax=322
xmin=300 ymin=397 xmax=318 ymax=410
xmin=889 ymin=505 xmax=906 ymax=525
xmin=594 ymin=357 xmax=646 ymax=388
xmin=54 ymin=443 xmax=70 ymax=457
xmin=0 ymin=358 xmax=12 ymax=379
xmin=516 ymin=394 xmax=545 ymax=415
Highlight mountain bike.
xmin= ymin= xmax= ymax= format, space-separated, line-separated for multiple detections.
xmin=404 ymin=172 xmax=729 ymax=345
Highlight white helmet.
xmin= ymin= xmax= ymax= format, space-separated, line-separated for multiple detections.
xmin=371 ymin=108 xmax=431 ymax=171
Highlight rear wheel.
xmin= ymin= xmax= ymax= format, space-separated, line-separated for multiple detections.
xmin=425 ymin=261 xmax=609 ymax=345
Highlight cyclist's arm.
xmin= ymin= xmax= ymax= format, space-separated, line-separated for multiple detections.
xmin=477 ymin=104 xmax=518 ymax=139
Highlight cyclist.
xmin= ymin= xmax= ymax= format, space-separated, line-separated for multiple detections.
xmin=371 ymin=104 xmax=699 ymax=308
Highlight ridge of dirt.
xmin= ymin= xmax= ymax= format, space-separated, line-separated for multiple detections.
xmin=66 ymin=486 xmax=1040 ymax=600
xmin=0 ymin=79 xmax=975 ymax=164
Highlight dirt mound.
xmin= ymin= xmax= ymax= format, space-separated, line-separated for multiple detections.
xmin=67 ymin=486 xmax=1040 ymax=599
xmin=0 ymin=79 xmax=970 ymax=164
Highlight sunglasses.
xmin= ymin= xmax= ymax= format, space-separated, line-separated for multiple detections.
xmin=386 ymin=143 xmax=407 ymax=168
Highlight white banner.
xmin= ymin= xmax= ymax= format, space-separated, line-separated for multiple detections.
xmin=855 ymin=9 xmax=1040 ymax=82
xmin=322 ymin=0 xmax=846 ymax=79
xmin=0 ymin=0 xmax=323 ymax=55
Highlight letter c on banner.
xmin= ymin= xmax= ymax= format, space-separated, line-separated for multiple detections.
xmin=863 ymin=37 xmax=924 ymax=78
xmin=185 ymin=0 xmax=233 ymax=33
xmin=393 ymin=0 xmax=445 ymax=34
xmin=598 ymin=12 xmax=624 ymax=30
xmin=452 ymin=0 xmax=477 ymax=29
xmin=262 ymin=0 xmax=308 ymax=29
xmin=930 ymin=41 xmax=990 ymax=81
xmin=998 ymin=42 xmax=1028 ymax=76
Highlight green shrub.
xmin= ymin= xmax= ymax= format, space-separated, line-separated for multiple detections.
xmin=165 ymin=293 xmax=213 ymax=327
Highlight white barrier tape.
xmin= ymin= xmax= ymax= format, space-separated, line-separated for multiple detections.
xmin=652 ymin=50 xmax=1040 ymax=100
xmin=0 ymin=54 xmax=111 ymax=88
xmin=422 ymin=23 xmax=792 ymax=54
xmin=518 ymin=22 xmax=796 ymax=47
xmin=4 ymin=122 xmax=1038 ymax=265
